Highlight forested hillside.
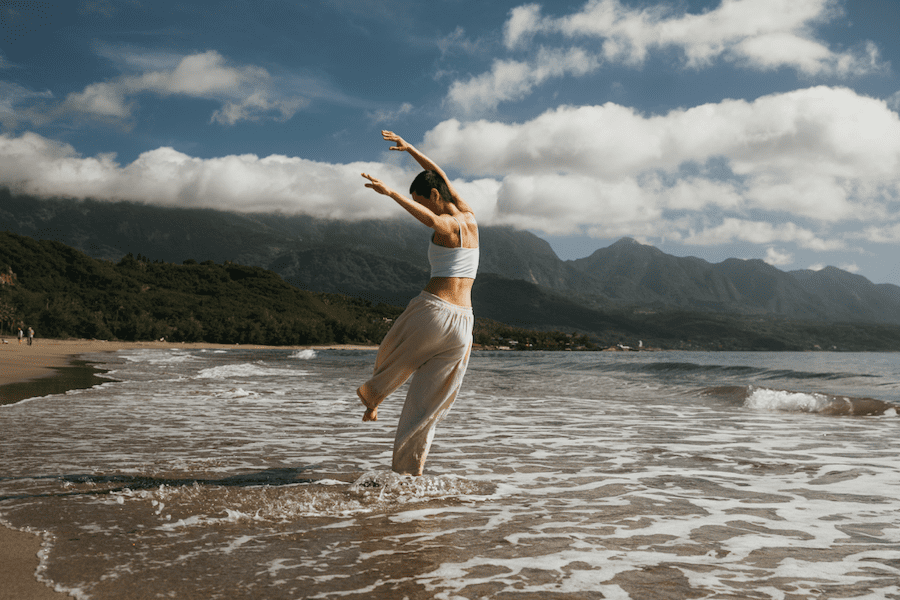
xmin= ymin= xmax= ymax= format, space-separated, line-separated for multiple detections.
xmin=5 ymin=190 xmax=900 ymax=325
xmin=0 ymin=232 xmax=399 ymax=345
xmin=0 ymin=232 xmax=598 ymax=349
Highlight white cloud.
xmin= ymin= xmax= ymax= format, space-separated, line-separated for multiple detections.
xmin=3 ymin=84 xmax=899 ymax=260
xmin=859 ymin=223 xmax=900 ymax=244
xmin=889 ymin=91 xmax=900 ymax=113
xmin=495 ymin=172 xmax=661 ymax=235
xmin=507 ymin=0 xmax=880 ymax=74
xmin=367 ymin=102 xmax=415 ymax=125
xmin=65 ymin=81 xmax=132 ymax=119
xmin=61 ymin=50 xmax=308 ymax=126
xmin=426 ymin=86 xmax=900 ymax=229
xmin=764 ymin=247 xmax=794 ymax=266
xmin=684 ymin=218 xmax=843 ymax=251
xmin=459 ymin=0 xmax=884 ymax=113
xmin=446 ymin=46 xmax=599 ymax=114
xmin=659 ymin=177 xmax=743 ymax=211
xmin=0 ymin=132 xmax=416 ymax=220
xmin=0 ymin=82 xmax=54 ymax=129
xmin=437 ymin=26 xmax=487 ymax=58
xmin=504 ymin=3 xmax=543 ymax=50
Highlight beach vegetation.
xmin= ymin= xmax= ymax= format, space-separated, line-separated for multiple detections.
xmin=0 ymin=232 xmax=401 ymax=345
xmin=0 ymin=231 xmax=588 ymax=349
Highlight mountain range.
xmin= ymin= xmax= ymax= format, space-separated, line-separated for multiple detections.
xmin=3 ymin=188 xmax=900 ymax=347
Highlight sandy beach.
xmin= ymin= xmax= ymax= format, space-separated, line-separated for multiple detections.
xmin=0 ymin=337 xmax=376 ymax=599
xmin=0 ymin=338 xmax=377 ymax=389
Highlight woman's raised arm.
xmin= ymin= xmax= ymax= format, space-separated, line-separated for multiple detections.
xmin=360 ymin=172 xmax=439 ymax=229
xmin=381 ymin=131 xmax=471 ymax=212
xmin=382 ymin=131 xmax=443 ymax=176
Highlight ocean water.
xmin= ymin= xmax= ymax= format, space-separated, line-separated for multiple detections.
xmin=2 ymin=349 xmax=900 ymax=600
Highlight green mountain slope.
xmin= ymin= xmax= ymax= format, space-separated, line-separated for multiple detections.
xmin=0 ymin=232 xmax=400 ymax=345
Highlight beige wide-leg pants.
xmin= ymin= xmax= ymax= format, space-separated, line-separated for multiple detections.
xmin=358 ymin=292 xmax=474 ymax=476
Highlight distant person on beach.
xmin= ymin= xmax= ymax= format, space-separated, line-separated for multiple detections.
xmin=27 ymin=327 xmax=33 ymax=346
xmin=17 ymin=327 xmax=23 ymax=344
xmin=358 ymin=130 xmax=479 ymax=477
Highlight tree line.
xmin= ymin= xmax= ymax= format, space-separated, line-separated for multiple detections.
xmin=0 ymin=232 xmax=402 ymax=345
xmin=1 ymin=231 xmax=597 ymax=349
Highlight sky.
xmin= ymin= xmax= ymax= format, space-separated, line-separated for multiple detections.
xmin=2 ymin=0 xmax=900 ymax=284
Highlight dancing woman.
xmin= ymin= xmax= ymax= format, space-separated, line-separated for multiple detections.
xmin=358 ymin=130 xmax=479 ymax=476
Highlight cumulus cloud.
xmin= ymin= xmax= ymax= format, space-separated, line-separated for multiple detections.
xmin=764 ymin=247 xmax=794 ymax=266
xmin=3 ymin=85 xmax=899 ymax=262
xmin=447 ymin=47 xmax=599 ymax=114
xmin=505 ymin=0 xmax=879 ymax=73
xmin=453 ymin=0 xmax=883 ymax=113
xmin=425 ymin=86 xmax=900 ymax=235
xmin=889 ymin=91 xmax=900 ymax=112
xmin=685 ymin=218 xmax=843 ymax=251
xmin=858 ymin=223 xmax=900 ymax=244
xmin=62 ymin=50 xmax=308 ymax=126
xmin=0 ymin=131 xmax=414 ymax=220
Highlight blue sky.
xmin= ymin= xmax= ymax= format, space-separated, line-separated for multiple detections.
xmin=2 ymin=0 xmax=900 ymax=285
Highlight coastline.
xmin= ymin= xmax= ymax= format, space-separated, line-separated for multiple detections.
xmin=0 ymin=338 xmax=378 ymax=598
xmin=0 ymin=338 xmax=378 ymax=395
xmin=0 ymin=527 xmax=69 ymax=600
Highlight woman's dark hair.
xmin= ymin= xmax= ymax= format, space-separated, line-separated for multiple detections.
xmin=410 ymin=170 xmax=453 ymax=204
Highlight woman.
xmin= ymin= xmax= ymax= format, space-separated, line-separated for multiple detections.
xmin=358 ymin=130 xmax=479 ymax=476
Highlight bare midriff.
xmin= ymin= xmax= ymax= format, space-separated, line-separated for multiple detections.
xmin=424 ymin=277 xmax=474 ymax=307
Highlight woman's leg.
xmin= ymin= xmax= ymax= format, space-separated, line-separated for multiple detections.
xmin=392 ymin=335 xmax=472 ymax=476
xmin=357 ymin=294 xmax=446 ymax=418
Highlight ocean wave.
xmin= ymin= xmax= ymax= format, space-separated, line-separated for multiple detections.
xmin=290 ymin=349 xmax=317 ymax=360
xmin=195 ymin=363 xmax=308 ymax=379
xmin=623 ymin=361 xmax=875 ymax=383
xmin=120 ymin=349 xmax=198 ymax=365
xmin=703 ymin=385 xmax=899 ymax=416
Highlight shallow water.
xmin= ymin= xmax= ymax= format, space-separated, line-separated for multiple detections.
xmin=2 ymin=349 xmax=899 ymax=599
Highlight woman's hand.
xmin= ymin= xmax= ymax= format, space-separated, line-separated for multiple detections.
xmin=382 ymin=130 xmax=412 ymax=153
xmin=361 ymin=172 xmax=393 ymax=196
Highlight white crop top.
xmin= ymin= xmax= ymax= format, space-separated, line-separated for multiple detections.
xmin=428 ymin=216 xmax=479 ymax=279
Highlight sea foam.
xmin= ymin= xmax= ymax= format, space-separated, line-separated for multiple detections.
xmin=745 ymin=387 xmax=830 ymax=413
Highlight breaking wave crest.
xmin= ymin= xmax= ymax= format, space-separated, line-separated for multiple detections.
xmin=703 ymin=385 xmax=899 ymax=416
xmin=195 ymin=363 xmax=307 ymax=379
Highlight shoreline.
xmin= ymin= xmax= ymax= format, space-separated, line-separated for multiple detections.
xmin=0 ymin=527 xmax=69 ymax=599
xmin=0 ymin=338 xmax=378 ymax=599
xmin=0 ymin=338 xmax=378 ymax=401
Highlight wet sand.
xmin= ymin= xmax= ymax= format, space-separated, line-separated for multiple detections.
xmin=0 ymin=338 xmax=376 ymax=598
xmin=0 ymin=338 xmax=377 ymax=391
xmin=0 ymin=528 xmax=69 ymax=599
